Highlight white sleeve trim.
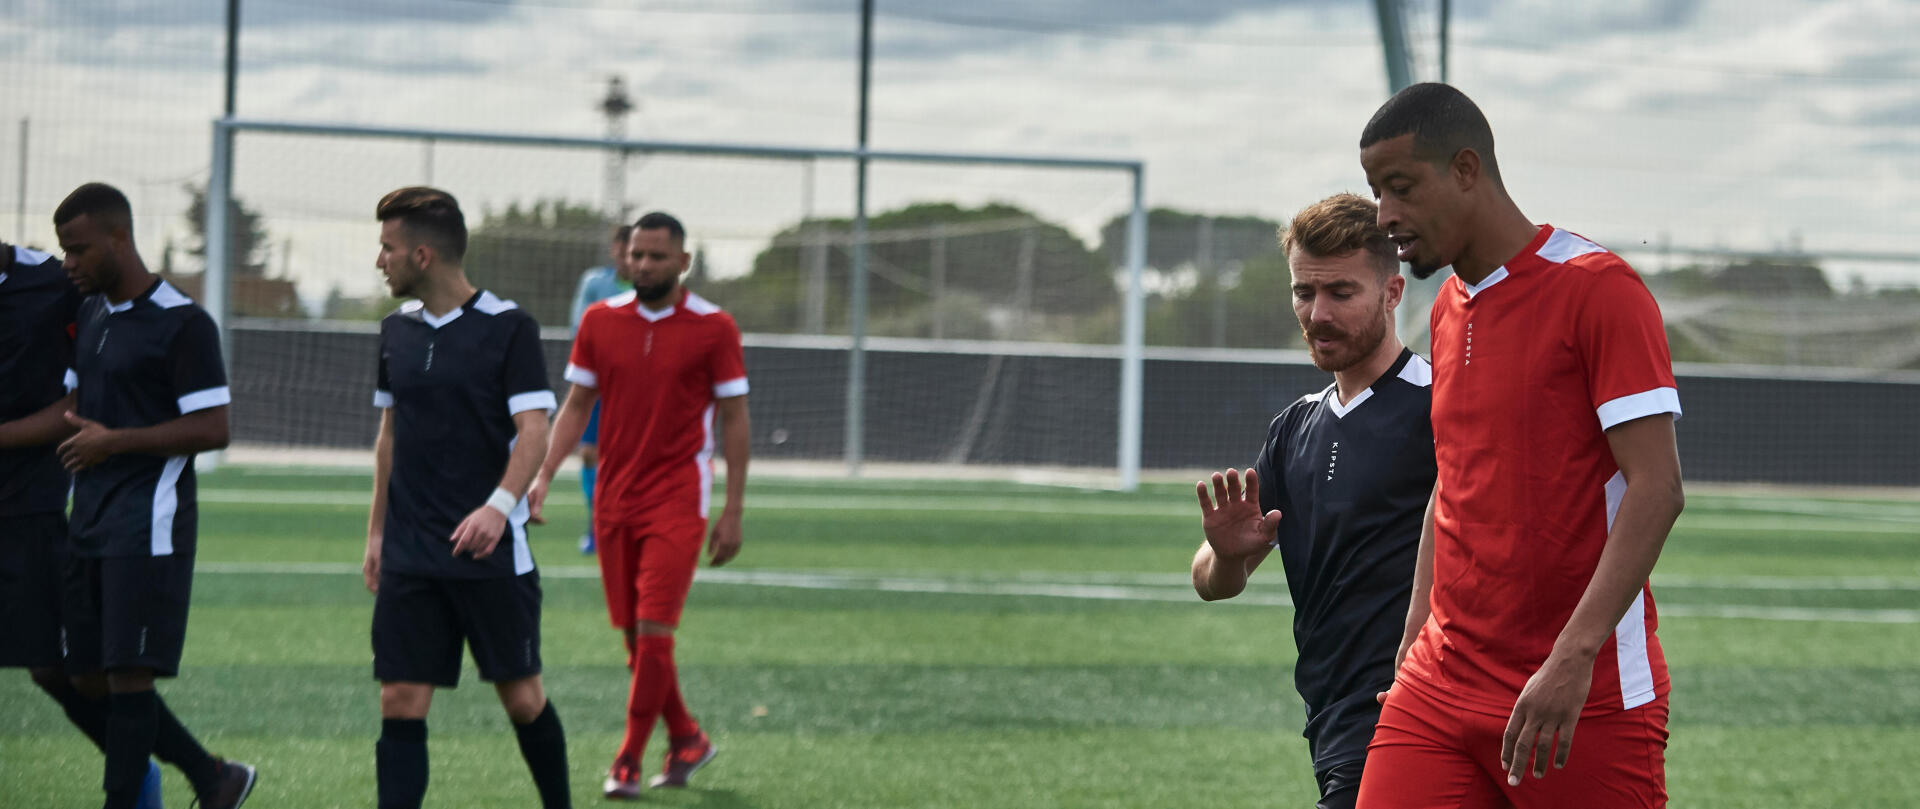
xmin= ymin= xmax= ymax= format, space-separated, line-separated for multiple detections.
xmin=714 ymin=376 xmax=750 ymax=398
xmin=176 ymin=386 xmax=232 ymax=414
xmin=563 ymin=363 xmax=599 ymax=389
xmin=508 ymin=390 xmax=558 ymax=415
xmin=372 ymin=389 xmax=394 ymax=408
xmin=64 ymin=369 xmax=78 ymax=393
xmin=1596 ymin=387 xmax=1681 ymax=431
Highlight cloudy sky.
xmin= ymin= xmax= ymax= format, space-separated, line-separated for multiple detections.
xmin=3 ymin=0 xmax=1916 ymax=300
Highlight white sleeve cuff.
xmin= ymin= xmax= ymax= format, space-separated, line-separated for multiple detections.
xmin=508 ymin=390 xmax=558 ymax=415
xmin=1596 ymin=387 xmax=1682 ymax=431
xmin=373 ymin=389 xmax=394 ymax=408
xmin=563 ymin=363 xmax=599 ymax=389
xmin=64 ymin=369 xmax=78 ymax=393
xmin=714 ymin=376 xmax=750 ymax=398
xmin=176 ymin=386 xmax=232 ymax=414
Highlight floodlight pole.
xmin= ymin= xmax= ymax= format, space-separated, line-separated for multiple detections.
xmin=224 ymin=0 xmax=240 ymax=116
xmin=845 ymin=0 xmax=874 ymax=476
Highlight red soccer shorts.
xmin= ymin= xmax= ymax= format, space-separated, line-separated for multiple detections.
xmin=1356 ymin=677 xmax=1668 ymax=809
xmin=595 ymin=516 xmax=706 ymax=629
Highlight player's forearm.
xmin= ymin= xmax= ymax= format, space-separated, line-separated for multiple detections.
xmin=719 ymin=398 xmax=750 ymax=515
xmin=1191 ymin=543 xmax=1255 ymax=601
xmin=498 ymin=415 xmax=550 ymax=498
xmin=0 ymin=393 xmax=77 ymax=448
xmin=538 ymin=387 xmax=595 ymax=480
xmin=100 ymin=407 xmax=230 ymax=457
xmin=368 ymin=411 xmax=394 ymax=538
xmin=1399 ymin=485 xmax=1439 ymax=654
xmin=1551 ymin=475 xmax=1683 ymax=660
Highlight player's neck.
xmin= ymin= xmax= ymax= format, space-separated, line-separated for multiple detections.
xmin=104 ymin=261 xmax=155 ymax=305
xmin=1452 ymin=200 xmax=1536 ymax=286
xmin=1333 ymin=335 xmax=1406 ymax=405
xmin=417 ymin=269 xmax=476 ymax=317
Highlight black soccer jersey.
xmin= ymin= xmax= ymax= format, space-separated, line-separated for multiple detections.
xmin=376 ymin=290 xmax=553 ymax=579
xmin=68 ymin=278 xmax=230 ymax=557
xmin=0 ymin=246 xmax=82 ymax=517
xmin=1254 ymin=347 xmax=1436 ymax=777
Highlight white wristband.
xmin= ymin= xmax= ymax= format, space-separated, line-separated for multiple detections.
xmin=484 ymin=487 xmax=518 ymax=518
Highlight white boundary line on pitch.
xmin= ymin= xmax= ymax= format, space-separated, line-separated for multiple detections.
xmin=192 ymin=562 xmax=1920 ymax=624
xmin=195 ymin=489 xmax=1920 ymax=531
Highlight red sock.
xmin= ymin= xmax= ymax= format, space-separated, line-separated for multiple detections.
xmin=662 ymin=675 xmax=699 ymax=740
xmin=617 ymin=635 xmax=677 ymax=763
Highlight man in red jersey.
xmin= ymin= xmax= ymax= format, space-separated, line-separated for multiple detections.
xmin=1352 ymin=83 xmax=1685 ymax=809
xmin=529 ymin=211 xmax=749 ymax=799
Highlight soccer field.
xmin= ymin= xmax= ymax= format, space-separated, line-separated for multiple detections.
xmin=4 ymin=470 xmax=1918 ymax=808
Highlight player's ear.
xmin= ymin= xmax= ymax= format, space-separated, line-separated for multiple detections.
xmin=1450 ymin=147 xmax=1482 ymax=192
xmin=1385 ymin=272 xmax=1405 ymax=309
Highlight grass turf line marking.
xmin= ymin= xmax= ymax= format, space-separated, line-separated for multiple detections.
xmin=192 ymin=563 xmax=1920 ymax=623
xmin=195 ymin=489 xmax=1919 ymax=530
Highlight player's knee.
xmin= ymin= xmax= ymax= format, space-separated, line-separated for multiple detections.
xmin=105 ymin=668 xmax=155 ymax=694
xmin=67 ymin=673 xmax=108 ymax=699
xmin=579 ymin=446 xmax=598 ymax=466
xmin=380 ymin=682 xmax=433 ymax=718
xmin=28 ymin=667 xmax=68 ymax=693
xmin=496 ymin=677 xmax=547 ymax=724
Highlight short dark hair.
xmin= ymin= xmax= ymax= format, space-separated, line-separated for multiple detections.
xmin=612 ymin=224 xmax=633 ymax=244
xmin=1359 ymin=82 xmax=1502 ymax=187
xmin=376 ymin=186 xmax=467 ymax=262
xmin=54 ymin=182 xmax=134 ymax=234
xmin=1281 ymin=193 xmax=1398 ymax=277
xmin=632 ymin=211 xmax=685 ymax=245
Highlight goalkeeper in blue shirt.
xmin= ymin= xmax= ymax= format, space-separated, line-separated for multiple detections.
xmin=567 ymin=224 xmax=632 ymax=554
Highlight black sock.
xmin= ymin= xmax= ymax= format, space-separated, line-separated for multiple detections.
xmin=34 ymin=674 xmax=110 ymax=752
xmin=513 ymin=701 xmax=571 ymax=809
xmin=104 ymin=691 xmax=159 ymax=809
xmin=151 ymin=694 xmax=221 ymax=794
xmin=377 ymin=718 xmax=429 ymax=809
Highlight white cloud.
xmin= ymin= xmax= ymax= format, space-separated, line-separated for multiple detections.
xmin=3 ymin=0 xmax=1915 ymax=299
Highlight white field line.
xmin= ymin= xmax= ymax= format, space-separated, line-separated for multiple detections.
xmin=196 ymin=489 xmax=1920 ymax=531
xmin=192 ymin=563 xmax=1920 ymax=624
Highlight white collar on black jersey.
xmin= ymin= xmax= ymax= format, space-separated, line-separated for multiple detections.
xmin=105 ymin=278 xmax=192 ymax=314
xmin=1315 ymin=351 xmax=1431 ymax=419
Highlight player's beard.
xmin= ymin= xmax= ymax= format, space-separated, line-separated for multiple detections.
xmin=1304 ymin=297 xmax=1390 ymax=373
xmin=635 ymin=276 xmax=678 ymax=305
xmin=1409 ymin=261 xmax=1444 ymax=280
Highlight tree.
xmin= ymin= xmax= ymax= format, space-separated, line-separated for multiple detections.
xmin=463 ymin=200 xmax=613 ymax=329
xmin=183 ymin=183 xmax=272 ymax=276
xmin=1096 ymin=208 xmax=1284 ymax=272
xmin=708 ymin=202 xmax=1117 ymax=341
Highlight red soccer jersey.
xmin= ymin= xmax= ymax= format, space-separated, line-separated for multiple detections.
xmin=1402 ymin=224 xmax=1680 ymax=717
xmin=565 ymin=290 xmax=749 ymax=525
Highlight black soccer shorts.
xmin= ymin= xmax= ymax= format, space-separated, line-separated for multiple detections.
xmin=61 ymin=552 xmax=196 ymax=677
xmin=0 ymin=512 xmax=69 ymax=668
xmin=372 ymin=569 xmax=543 ymax=687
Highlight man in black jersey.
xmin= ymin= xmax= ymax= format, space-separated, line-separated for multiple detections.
xmin=363 ymin=187 xmax=571 ymax=809
xmin=1192 ymin=193 xmax=1437 ymax=809
xmin=54 ymin=182 xmax=257 ymax=808
xmin=0 ymin=237 xmax=164 ymax=808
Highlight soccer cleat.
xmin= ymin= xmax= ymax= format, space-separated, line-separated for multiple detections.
xmin=602 ymin=758 xmax=643 ymax=800
xmin=135 ymin=760 xmax=163 ymax=809
xmin=648 ymin=732 xmax=716 ymax=789
xmin=579 ymin=532 xmax=596 ymax=555
xmin=190 ymin=759 xmax=257 ymax=809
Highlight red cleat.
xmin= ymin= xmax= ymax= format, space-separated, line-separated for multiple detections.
xmin=648 ymin=732 xmax=717 ymax=789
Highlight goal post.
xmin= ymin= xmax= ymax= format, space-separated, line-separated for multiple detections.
xmin=204 ymin=117 xmax=1150 ymax=488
